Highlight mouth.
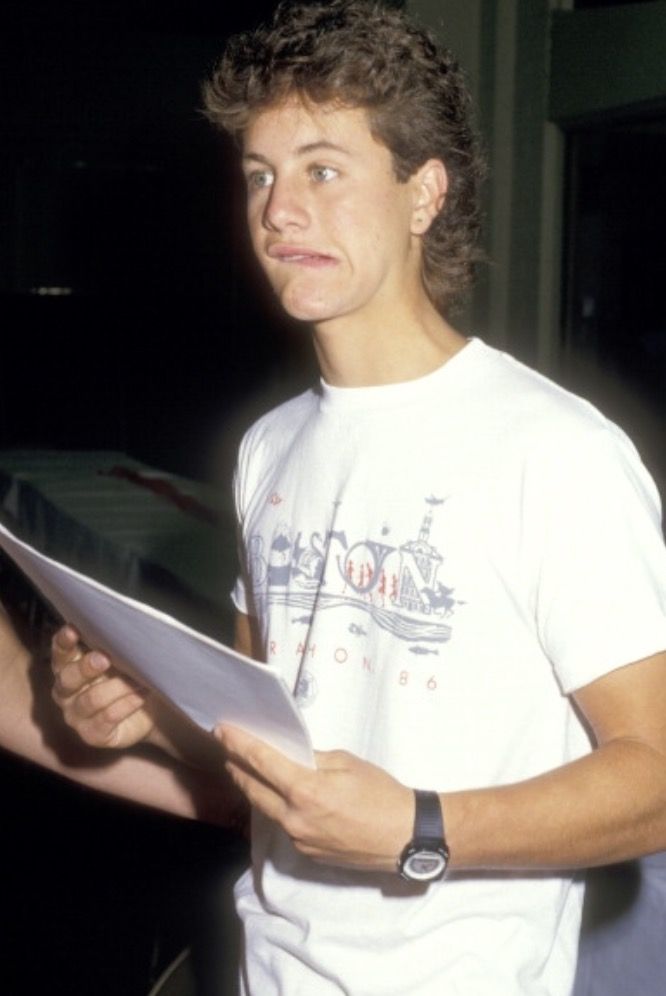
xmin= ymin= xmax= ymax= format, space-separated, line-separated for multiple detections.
xmin=267 ymin=245 xmax=337 ymax=268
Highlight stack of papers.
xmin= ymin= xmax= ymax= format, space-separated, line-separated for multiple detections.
xmin=0 ymin=520 xmax=313 ymax=767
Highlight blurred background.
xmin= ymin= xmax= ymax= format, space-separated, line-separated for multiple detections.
xmin=0 ymin=0 xmax=664 ymax=993
xmin=0 ymin=0 xmax=319 ymax=486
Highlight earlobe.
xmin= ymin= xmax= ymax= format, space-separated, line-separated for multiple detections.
xmin=411 ymin=159 xmax=448 ymax=235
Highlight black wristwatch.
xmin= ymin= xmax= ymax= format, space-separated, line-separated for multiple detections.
xmin=398 ymin=789 xmax=449 ymax=882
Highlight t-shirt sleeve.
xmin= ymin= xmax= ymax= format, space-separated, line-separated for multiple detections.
xmin=230 ymin=429 xmax=254 ymax=618
xmin=529 ymin=425 xmax=666 ymax=693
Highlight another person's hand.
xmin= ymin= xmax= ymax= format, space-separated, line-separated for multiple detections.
xmin=51 ymin=625 xmax=155 ymax=749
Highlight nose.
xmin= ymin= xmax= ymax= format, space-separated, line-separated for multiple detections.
xmin=262 ymin=176 xmax=309 ymax=232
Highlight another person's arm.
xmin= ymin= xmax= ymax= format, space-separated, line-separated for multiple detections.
xmin=1 ymin=604 xmax=238 ymax=825
xmin=50 ymin=610 xmax=263 ymax=756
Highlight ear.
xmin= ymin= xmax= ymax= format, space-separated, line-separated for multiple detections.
xmin=410 ymin=159 xmax=448 ymax=236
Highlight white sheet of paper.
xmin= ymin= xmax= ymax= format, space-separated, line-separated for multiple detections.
xmin=0 ymin=520 xmax=314 ymax=767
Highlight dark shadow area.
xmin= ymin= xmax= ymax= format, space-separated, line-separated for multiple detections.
xmin=561 ymin=113 xmax=666 ymax=502
xmin=0 ymin=745 xmax=248 ymax=996
xmin=581 ymin=861 xmax=641 ymax=930
xmin=575 ymin=0 xmax=652 ymax=8
xmin=0 ymin=573 xmax=249 ymax=996
xmin=0 ymin=4 xmax=294 ymax=993
xmin=573 ymin=854 xmax=666 ymax=996
xmin=0 ymin=1 xmax=318 ymax=481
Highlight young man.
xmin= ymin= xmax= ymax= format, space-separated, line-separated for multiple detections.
xmin=50 ymin=2 xmax=666 ymax=993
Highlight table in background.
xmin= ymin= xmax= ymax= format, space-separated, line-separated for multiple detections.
xmin=0 ymin=449 xmax=238 ymax=642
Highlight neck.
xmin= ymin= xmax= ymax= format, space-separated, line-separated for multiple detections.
xmin=312 ymin=295 xmax=468 ymax=388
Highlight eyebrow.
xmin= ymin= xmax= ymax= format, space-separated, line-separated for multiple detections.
xmin=242 ymin=140 xmax=352 ymax=165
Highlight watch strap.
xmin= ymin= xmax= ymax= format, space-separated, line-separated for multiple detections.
xmin=413 ymin=789 xmax=444 ymax=841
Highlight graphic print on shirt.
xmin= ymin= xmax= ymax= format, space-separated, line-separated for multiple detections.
xmin=248 ymin=497 xmax=465 ymax=649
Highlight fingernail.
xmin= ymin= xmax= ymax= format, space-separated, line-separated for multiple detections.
xmin=89 ymin=652 xmax=109 ymax=670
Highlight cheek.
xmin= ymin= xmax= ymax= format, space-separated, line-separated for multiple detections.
xmin=346 ymin=188 xmax=408 ymax=252
xmin=247 ymin=206 xmax=261 ymax=248
xmin=331 ymin=204 xmax=386 ymax=261
xmin=246 ymin=214 xmax=272 ymax=276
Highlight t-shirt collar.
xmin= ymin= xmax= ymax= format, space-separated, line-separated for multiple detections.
xmin=318 ymin=337 xmax=483 ymax=415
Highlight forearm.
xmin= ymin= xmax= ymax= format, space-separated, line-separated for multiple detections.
xmin=444 ymin=738 xmax=666 ymax=872
xmin=74 ymin=747 xmax=244 ymax=827
xmin=217 ymin=648 xmax=666 ymax=875
xmin=0 ymin=612 xmax=241 ymax=826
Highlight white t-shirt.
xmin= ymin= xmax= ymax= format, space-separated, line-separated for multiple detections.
xmin=231 ymin=339 xmax=666 ymax=996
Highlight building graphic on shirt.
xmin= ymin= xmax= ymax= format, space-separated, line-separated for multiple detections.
xmin=249 ymin=499 xmax=462 ymax=646
xmin=397 ymin=509 xmax=443 ymax=614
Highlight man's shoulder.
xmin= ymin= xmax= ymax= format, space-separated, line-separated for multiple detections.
xmin=454 ymin=341 xmax=662 ymax=512
xmin=472 ymin=343 xmax=661 ymax=512
xmin=473 ymin=341 xmax=620 ymax=445
xmin=238 ymin=387 xmax=318 ymax=460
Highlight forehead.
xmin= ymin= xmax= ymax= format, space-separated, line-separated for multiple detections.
xmin=242 ymin=98 xmax=388 ymax=162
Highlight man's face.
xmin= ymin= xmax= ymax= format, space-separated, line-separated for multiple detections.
xmin=241 ymin=98 xmax=423 ymax=327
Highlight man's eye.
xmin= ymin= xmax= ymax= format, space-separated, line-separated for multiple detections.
xmin=310 ymin=165 xmax=337 ymax=183
xmin=248 ymin=171 xmax=274 ymax=190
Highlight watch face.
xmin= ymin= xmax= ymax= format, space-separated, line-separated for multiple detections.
xmin=401 ymin=847 xmax=448 ymax=882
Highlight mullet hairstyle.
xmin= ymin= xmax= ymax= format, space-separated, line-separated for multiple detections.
xmin=202 ymin=0 xmax=486 ymax=315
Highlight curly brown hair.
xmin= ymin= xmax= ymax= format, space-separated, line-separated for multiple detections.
xmin=202 ymin=0 xmax=486 ymax=315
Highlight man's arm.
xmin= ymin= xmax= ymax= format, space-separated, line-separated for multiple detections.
xmin=51 ymin=608 xmax=666 ymax=872
xmin=218 ymin=649 xmax=666 ymax=872
xmin=442 ymin=650 xmax=666 ymax=870
xmin=0 ymin=605 xmax=238 ymax=825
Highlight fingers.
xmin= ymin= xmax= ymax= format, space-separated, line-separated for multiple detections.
xmin=217 ymin=725 xmax=305 ymax=797
xmin=51 ymin=625 xmax=108 ymax=687
xmin=52 ymin=651 xmax=111 ymax=699
xmin=68 ymin=675 xmax=144 ymax=722
xmin=215 ymin=725 xmax=301 ymax=823
xmin=223 ymin=758 xmax=287 ymax=824
xmin=215 ymin=728 xmax=411 ymax=870
xmin=50 ymin=624 xmax=153 ymax=749
xmin=53 ymin=666 xmax=148 ymax=746
xmin=51 ymin=624 xmax=83 ymax=666
xmin=70 ymin=689 xmax=150 ymax=748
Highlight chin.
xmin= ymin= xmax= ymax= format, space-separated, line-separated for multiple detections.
xmin=279 ymin=289 xmax=344 ymax=324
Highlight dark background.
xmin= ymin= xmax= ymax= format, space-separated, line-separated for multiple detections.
xmin=0 ymin=0 xmax=319 ymax=484
xmin=1 ymin=3 xmax=315 ymax=994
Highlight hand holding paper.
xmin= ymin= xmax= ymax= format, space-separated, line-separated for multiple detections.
xmin=51 ymin=625 xmax=156 ymax=750
xmin=0 ymin=519 xmax=314 ymax=767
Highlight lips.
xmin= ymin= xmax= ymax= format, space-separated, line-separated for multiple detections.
xmin=267 ymin=244 xmax=337 ymax=267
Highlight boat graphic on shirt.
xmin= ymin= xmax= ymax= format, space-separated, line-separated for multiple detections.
xmin=248 ymin=499 xmax=465 ymax=647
